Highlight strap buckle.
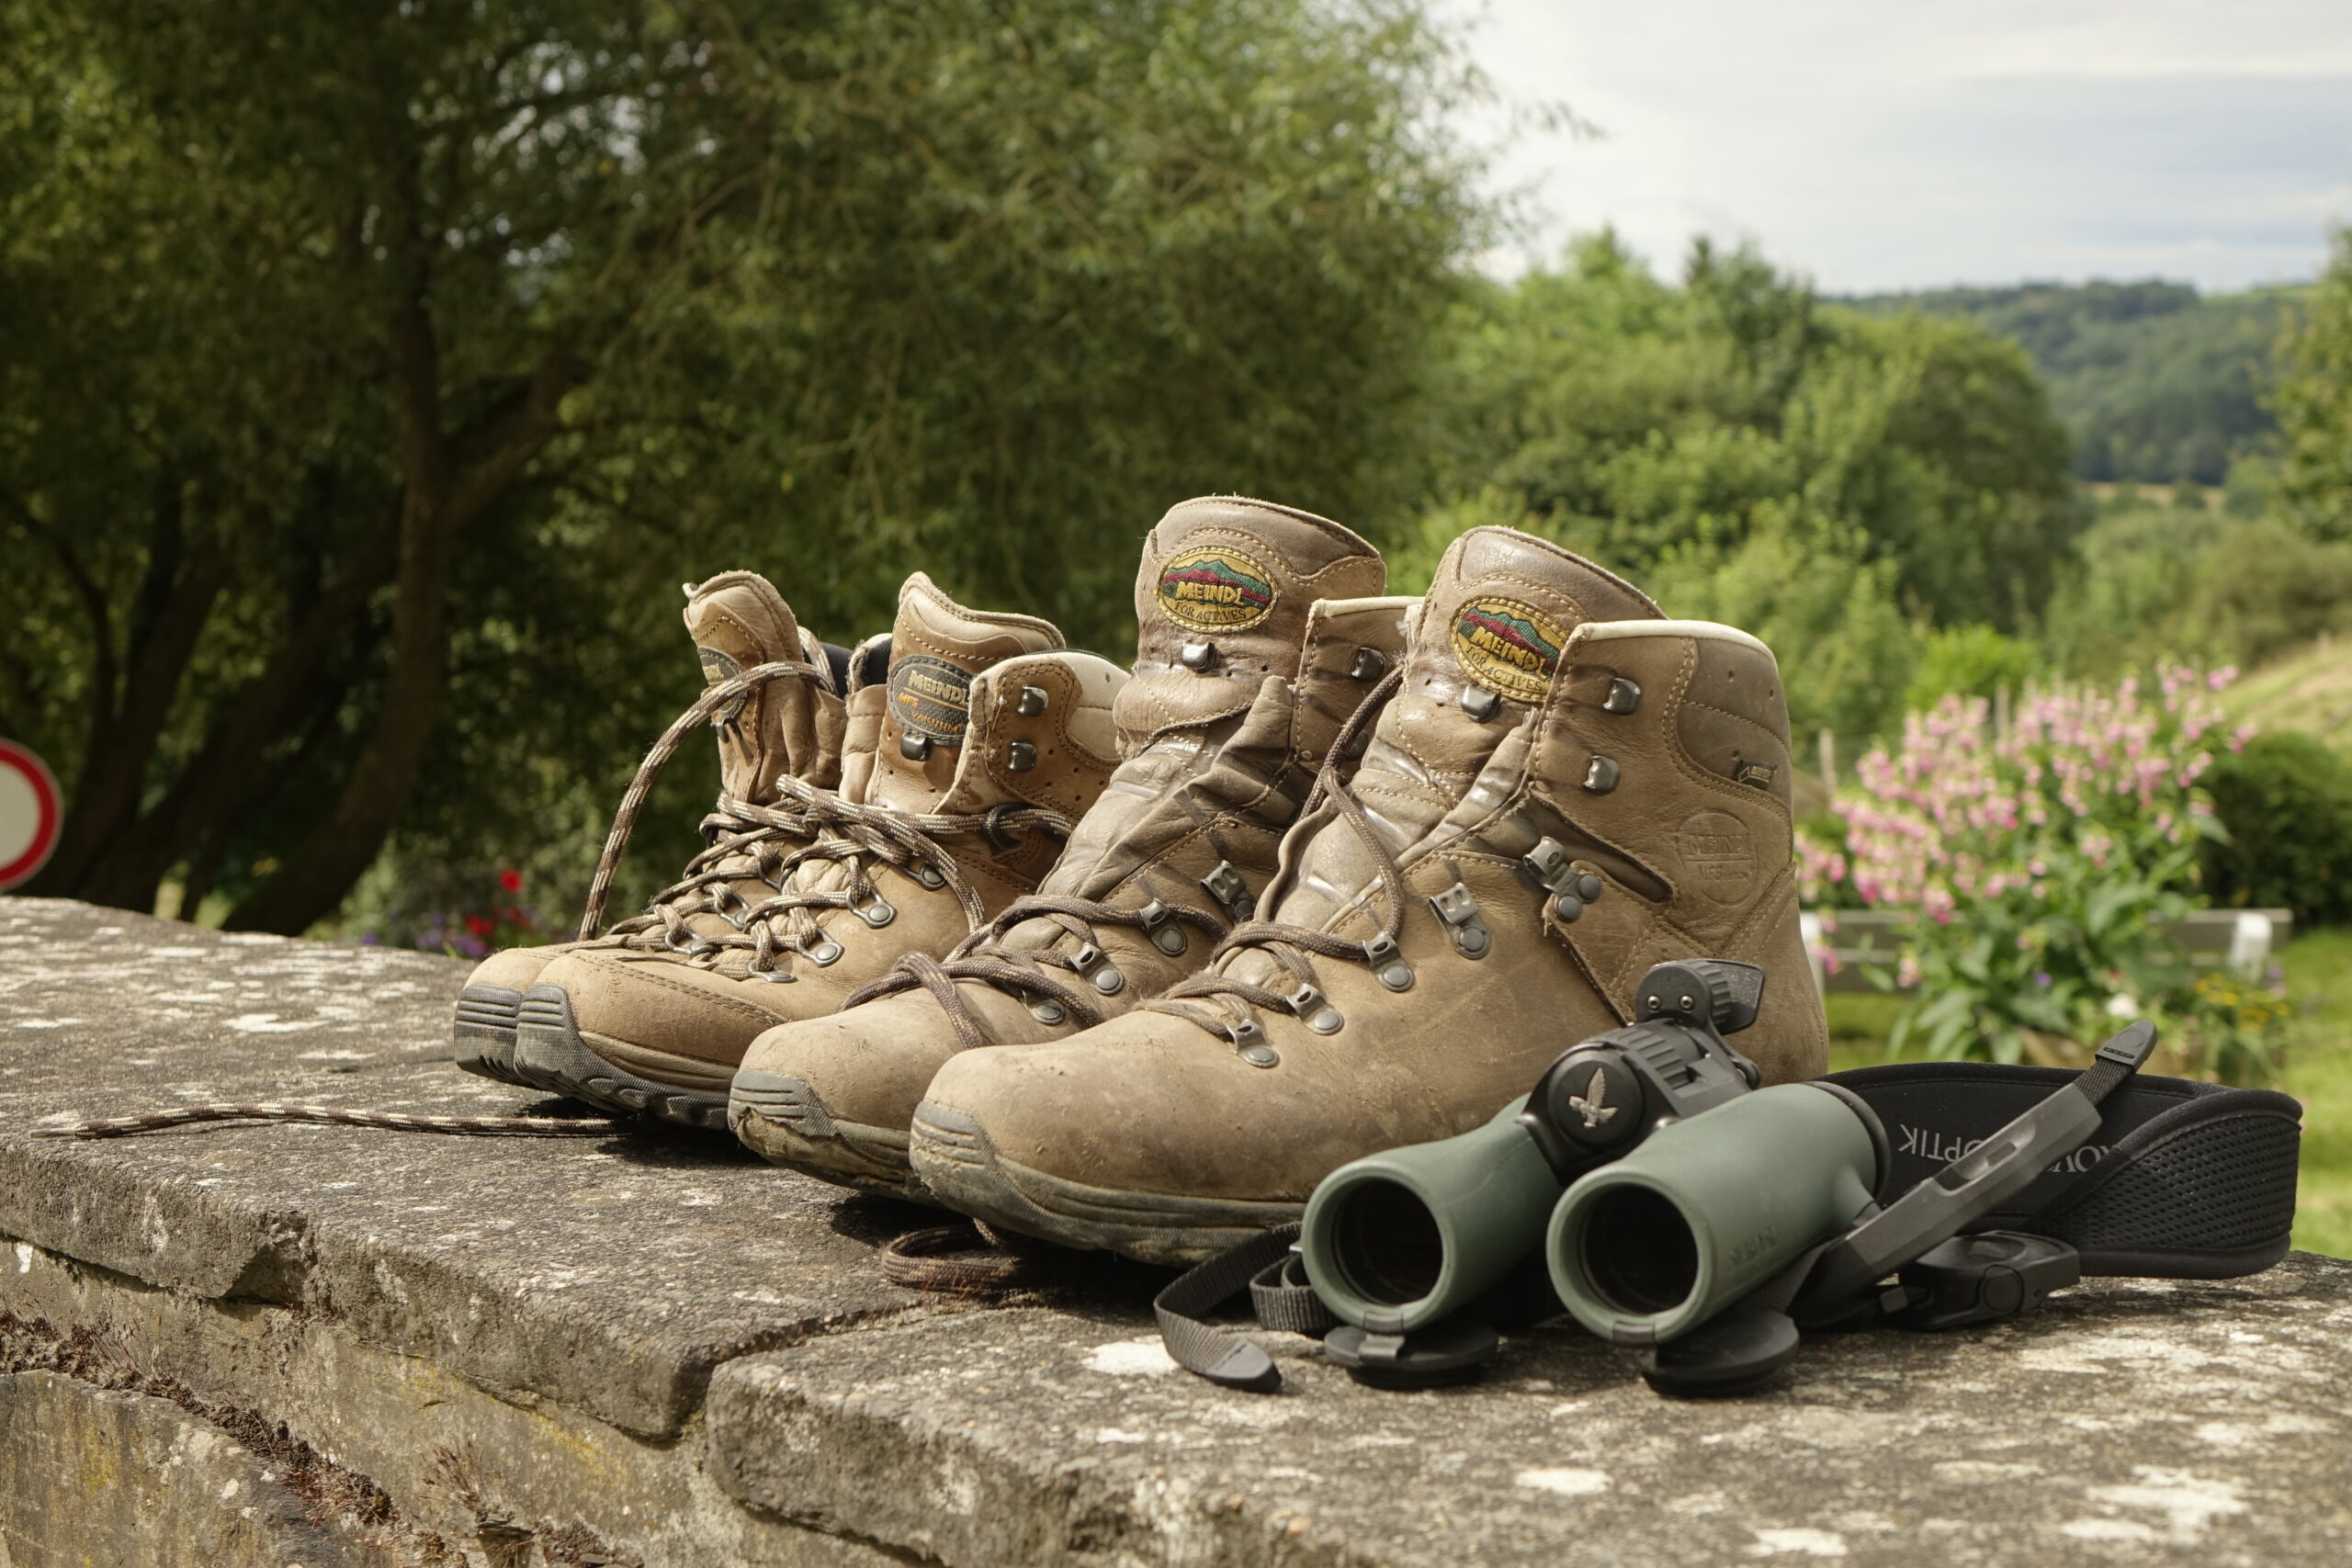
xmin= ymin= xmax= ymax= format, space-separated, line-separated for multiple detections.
xmin=1883 ymin=1232 xmax=2081 ymax=1333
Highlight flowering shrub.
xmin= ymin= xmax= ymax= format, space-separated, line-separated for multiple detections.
xmin=2182 ymin=967 xmax=2295 ymax=1087
xmin=358 ymin=868 xmax=549 ymax=959
xmin=1808 ymin=666 xmax=2271 ymax=1078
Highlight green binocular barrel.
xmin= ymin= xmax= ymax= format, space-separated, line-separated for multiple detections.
xmin=1300 ymin=1098 xmax=1564 ymax=1335
xmin=1547 ymin=1083 xmax=1881 ymax=1346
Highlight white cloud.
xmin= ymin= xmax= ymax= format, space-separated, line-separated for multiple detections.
xmin=1450 ymin=0 xmax=2352 ymax=290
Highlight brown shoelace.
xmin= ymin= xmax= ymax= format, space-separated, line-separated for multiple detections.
xmin=842 ymin=892 xmax=1231 ymax=1051
xmin=31 ymin=1105 xmax=622 ymax=1139
xmin=580 ymin=662 xmax=1075 ymax=977
xmin=1148 ymin=667 xmax=1413 ymax=1046
xmin=847 ymin=670 xmax=1408 ymax=1052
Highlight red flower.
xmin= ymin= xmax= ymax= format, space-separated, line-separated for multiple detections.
xmin=498 ymin=868 xmax=524 ymax=893
xmin=465 ymin=913 xmax=494 ymax=938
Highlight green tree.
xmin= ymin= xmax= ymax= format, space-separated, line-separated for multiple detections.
xmin=1417 ymin=235 xmax=2078 ymax=742
xmin=0 ymin=0 xmax=1488 ymax=931
xmin=1840 ymin=278 xmax=2296 ymax=485
xmin=2275 ymin=228 xmax=2352 ymax=542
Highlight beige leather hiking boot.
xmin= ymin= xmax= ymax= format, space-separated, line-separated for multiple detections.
xmin=729 ymin=496 xmax=1405 ymax=1196
xmin=512 ymin=573 xmax=1125 ymax=1130
xmin=909 ymin=526 xmax=1828 ymax=1264
xmin=452 ymin=570 xmax=849 ymax=1085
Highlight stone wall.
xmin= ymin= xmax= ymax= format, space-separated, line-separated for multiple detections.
xmin=3 ymin=897 xmax=2347 ymax=1565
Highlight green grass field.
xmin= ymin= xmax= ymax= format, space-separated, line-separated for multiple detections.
xmin=1825 ymin=927 xmax=2352 ymax=1258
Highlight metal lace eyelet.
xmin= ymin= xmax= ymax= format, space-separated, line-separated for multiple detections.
xmin=854 ymin=891 xmax=897 ymax=928
xmin=1071 ymin=943 xmax=1125 ymax=997
xmin=1200 ymin=862 xmax=1255 ymax=924
xmin=1016 ymin=684 xmax=1049 ymax=716
xmin=1364 ymin=933 xmax=1414 ymax=992
xmin=913 ymin=863 xmax=947 ymax=890
xmin=1137 ymin=900 xmax=1188 ymax=956
xmin=900 ymin=733 xmax=933 ymax=761
xmin=1429 ymin=882 xmax=1492 ymax=960
xmin=1584 ymin=756 xmax=1622 ymax=794
xmin=1031 ymin=999 xmax=1068 ymax=1025
xmin=1180 ymin=640 xmax=1218 ymax=672
xmin=1006 ymin=740 xmax=1037 ymax=773
xmin=1603 ymin=677 xmax=1642 ymax=715
xmin=1289 ymin=983 xmax=1343 ymax=1035
xmin=1348 ymin=646 xmax=1387 ymax=682
xmin=1462 ymin=686 xmax=1502 ymax=723
xmin=801 ymin=934 xmax=844 ymax=966
xmin=1231 ymin=1017 xmax=1278 ymax=1067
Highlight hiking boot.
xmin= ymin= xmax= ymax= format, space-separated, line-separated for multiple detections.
xmin=452 ymin=570 xmax=849 ymax=1085
xmin=908 ymin=526 xmax=1828 ymax=1264
xmin=511 ymin=572 xmax=1125 ymax=1130
xmin=729 ymin=496 xmax=1401 ymax=1195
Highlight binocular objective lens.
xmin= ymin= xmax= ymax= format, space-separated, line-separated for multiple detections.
xmin=1577 ymin=1187 xmax=1700 ymax=1314
xmin=1331 ymin=1180 xmax=1447 ymax=1307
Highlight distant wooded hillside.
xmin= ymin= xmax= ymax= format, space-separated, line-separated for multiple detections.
xmin=1838 ymin=280 xmax=2305 ymax=485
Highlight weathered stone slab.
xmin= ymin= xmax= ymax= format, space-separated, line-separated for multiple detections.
xmin=710 ymin=1258 xmax=2352 ymax=1567
xmin=0 ymin=897 xmax=933 ymax=1437
xmin=4 ymin=896 xmax=2348 ymax=1567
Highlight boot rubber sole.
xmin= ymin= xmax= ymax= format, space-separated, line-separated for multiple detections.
xmin=451 ymin=986 xmax=530 ymax=1087
xmin=728 ymin=1070 xmax=940 ymax=1203
xmin=514 ymin=985 xmax=732 ymax=1133
xmin=907 ymin=1100 xmax=1302 ymax=1267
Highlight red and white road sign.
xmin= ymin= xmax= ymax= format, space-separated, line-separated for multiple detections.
xmin=0 ymin=740 xmax=62 ymax=892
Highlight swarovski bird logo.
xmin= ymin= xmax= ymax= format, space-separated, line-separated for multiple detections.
xmin=1570 ymin=1066 xmax=1617 ymax=1130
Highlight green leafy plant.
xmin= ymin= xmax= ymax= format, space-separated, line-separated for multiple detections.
xmin=1808 ymin=668 xmax=2254 ymax=1075
xmin=2202 ymin=730 xmax=2352 ymax=929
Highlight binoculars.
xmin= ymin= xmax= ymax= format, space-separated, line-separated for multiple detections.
xmin=1162 ymin=961 xmax=2245 ymax=1397
xmin=1301 ymin=958 xmax=1890 ymax=1354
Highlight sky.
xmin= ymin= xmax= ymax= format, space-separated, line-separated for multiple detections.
xmin=1452 ymin=0 xmax=2352 ymax=294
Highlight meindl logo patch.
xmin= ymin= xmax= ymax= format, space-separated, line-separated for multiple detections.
xmin=696 ymin=646 xmax=750 ymax=727
xmin=1450 ymin=596 xmax=1565 ymax=704
xmin=1158 ymin=546 xmax=1279 ymax=632
xmin=888 ymin=655 xmax=973 ymax=744
xmin=1676 ymin=810 xmax=1757 ymax=904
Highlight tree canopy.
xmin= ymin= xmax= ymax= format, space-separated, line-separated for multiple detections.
xmin=1841 ymin=278 xmax=2298 ymax=486
xmin=1 ymin=0 xmax=1488 ymax=931
xmin=1406 ymin=235 xmax=2081 ymax=741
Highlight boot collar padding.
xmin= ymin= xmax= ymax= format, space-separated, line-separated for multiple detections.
xmin=1568 ymin=619 xmax=1774 ymax=657
xmin=942 ymin=650 xmax=1127 ymax=819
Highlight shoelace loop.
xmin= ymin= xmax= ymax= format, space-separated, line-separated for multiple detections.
xmin=845 ymin=891 xmax=1232 ymax=1051
xmin=1148 ymin=666 xmax=1412 ymax=1047
xmin=580 ymin=660 xmax=1075 ymax=977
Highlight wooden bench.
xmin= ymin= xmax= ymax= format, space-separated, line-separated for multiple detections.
xmin=1799 ymin=907 xmax=2294 ymax=995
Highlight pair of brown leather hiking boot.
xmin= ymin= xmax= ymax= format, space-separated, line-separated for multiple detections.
xmin=456 ymin=499 xmax=1827 ymax=1266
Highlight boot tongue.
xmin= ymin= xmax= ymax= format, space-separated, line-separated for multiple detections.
xmin=684 ymin=571 xmax=840 ymax=803
xmin=1013 ymin=497 xmax=1387 ymax=904
xmin=858 ymin=572 xmax=1062 ymax=814
xmin=1109 ymin=495 xmax=1386 ymax=750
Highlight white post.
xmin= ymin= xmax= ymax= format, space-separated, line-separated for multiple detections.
xmin=2227 ymin=911 xmax=2272 ymax=979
